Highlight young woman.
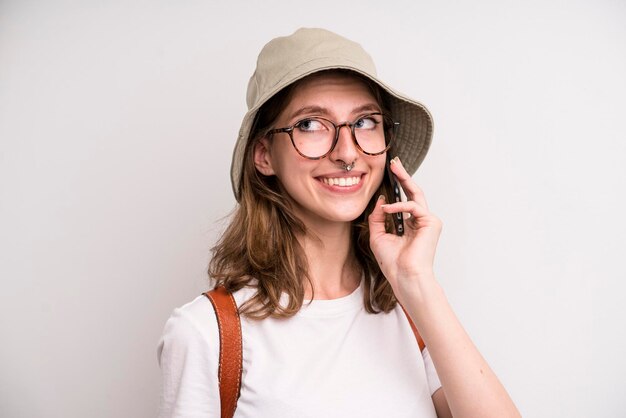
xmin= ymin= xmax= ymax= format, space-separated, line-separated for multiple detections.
xmin=158 ymin=28 xmax=521 ymax=418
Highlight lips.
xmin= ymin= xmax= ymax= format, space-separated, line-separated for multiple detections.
xmin=319 ymin=175 xmax=362 ymax=187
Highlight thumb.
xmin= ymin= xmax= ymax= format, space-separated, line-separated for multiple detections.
xmin=368 ymin=195 xmax=388 ymax=242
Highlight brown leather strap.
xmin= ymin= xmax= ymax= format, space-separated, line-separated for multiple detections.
xmin=204 ymin=287 xmax=242 ymax=418
xmin=401 ymin=305 xmax=426 ymax=352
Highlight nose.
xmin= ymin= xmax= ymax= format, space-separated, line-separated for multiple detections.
xmin=329 ymin=123 xmax=359 ymax=165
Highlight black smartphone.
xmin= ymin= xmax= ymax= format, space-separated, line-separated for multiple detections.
xmin=386 ymin=157 xmax=404 ymax=236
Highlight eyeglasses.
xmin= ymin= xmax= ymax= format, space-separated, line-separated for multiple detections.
xmin=266 ymin=112 xmax=399 ymax=160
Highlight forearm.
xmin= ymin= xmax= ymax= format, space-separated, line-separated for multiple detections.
xmin=399 ymin=274 xmax=521 ymax=418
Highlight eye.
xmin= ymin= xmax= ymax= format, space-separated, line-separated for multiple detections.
xmin=354 ymin=115 xmax=379 ymax=130
xmin=296 ymin=118 xmax=327 ymax=132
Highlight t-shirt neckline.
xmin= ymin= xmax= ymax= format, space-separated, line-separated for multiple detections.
xmin=298 ymin=279 xmax=364 ymax=318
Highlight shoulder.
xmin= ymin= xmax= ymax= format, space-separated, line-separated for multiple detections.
xmin=157 ymin=295 xmax=218 ymax=365
xmin=157 ymin=286 xmax=257 ymax=360
xmin=157 ymin=295 xmax=222 ymax=418
xmin=164 ymin=295 xmax=216 ymax=335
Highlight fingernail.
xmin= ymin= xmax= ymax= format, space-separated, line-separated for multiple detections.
xmin=378 ymin=194 xmax=386 ymax=201
xmin=393 ymin=156 xmax=400 ymax=164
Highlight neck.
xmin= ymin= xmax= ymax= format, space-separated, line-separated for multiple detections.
xmin=299 ymin=221 xmax=361 ymax=300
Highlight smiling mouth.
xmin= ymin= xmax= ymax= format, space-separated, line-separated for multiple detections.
xmin=320 ymin=176 xmax=362 ymax=187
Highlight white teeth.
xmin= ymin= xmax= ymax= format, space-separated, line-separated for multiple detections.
xmin=322 ymin=176 xmax=360 ymax=186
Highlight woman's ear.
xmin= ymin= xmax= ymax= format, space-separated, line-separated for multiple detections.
xmin=253 ymin=137 xmax=275 ymax=176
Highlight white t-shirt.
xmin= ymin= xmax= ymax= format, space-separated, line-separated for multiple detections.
xmin=157 ymin=280 xmax=442 ymax=418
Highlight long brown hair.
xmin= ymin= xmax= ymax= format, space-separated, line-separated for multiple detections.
xmin=209 ymin=70 xmax=399 ymax=319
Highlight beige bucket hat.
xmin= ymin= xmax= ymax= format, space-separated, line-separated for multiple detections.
xmin=231 ymin=27 xmax=433 ymax=200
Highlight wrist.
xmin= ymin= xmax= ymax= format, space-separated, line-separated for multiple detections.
xmin=395 ymin=270 xmax=440 ymax=304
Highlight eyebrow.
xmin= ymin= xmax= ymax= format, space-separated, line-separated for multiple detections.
xmin=288 ymin=103 xmax=382 ymax=121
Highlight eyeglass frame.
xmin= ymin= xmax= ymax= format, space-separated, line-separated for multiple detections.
xmin=265 ymin=112 xmax=400 ymax=160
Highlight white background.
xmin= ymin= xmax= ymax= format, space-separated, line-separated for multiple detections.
xmin=1 ymin=1 xmax=625 ymax=417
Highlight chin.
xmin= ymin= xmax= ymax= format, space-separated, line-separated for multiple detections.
xmin=324 ymin=206 xmax=369 ymax=223
xmin=289 ymin=191 xmax=374 ymax=227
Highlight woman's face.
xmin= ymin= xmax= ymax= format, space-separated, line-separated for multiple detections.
xmin=254 ymin=72 xmax=387 ymax=229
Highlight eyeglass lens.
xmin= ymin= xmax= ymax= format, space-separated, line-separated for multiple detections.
xmin=292 ymin=114 xmax=392 ymax=158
